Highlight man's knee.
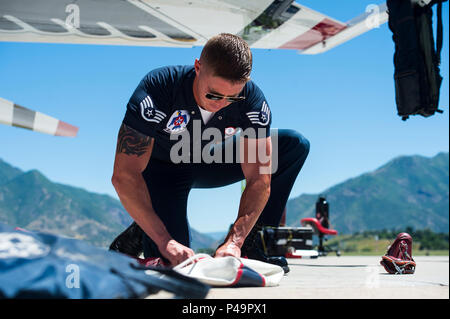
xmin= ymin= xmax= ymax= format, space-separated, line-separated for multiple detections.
xmin=275 ymin=129 xmax=310 ymax=159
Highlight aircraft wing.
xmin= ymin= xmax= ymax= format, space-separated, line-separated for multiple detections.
xmin=0 ymin=97 xmax=78 ymax=137
xmin=0 ymin=0 xmax=388 ymax=54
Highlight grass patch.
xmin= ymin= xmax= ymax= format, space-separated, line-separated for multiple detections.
xmin=323 ymin=233 xmax=449 ymax=256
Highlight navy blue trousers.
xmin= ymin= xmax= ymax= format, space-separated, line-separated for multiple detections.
xmin=142 ymin=129 xmax=310 ymax=258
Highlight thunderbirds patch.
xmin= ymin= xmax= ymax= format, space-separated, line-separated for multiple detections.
xmin=164 ymin=110 xmax=190 ymax=134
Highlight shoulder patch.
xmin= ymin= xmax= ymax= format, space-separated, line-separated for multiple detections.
xmin=140 ymin=95 xmax=167 ymax=123
xmin=164 ymin=110 xmax=190 ymax=134
xmin=246 ymin=101 xmax=271 ymax=126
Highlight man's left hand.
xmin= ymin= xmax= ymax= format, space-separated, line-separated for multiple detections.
xmin=214 ymin=242 xmax=241 ymax=258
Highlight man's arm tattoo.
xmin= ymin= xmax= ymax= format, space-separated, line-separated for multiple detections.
xmin=116 ymin=124 xmax=152 ymax=156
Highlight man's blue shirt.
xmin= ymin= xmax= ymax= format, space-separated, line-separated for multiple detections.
xmin=122 ymin=65 xmax=272 ymax=162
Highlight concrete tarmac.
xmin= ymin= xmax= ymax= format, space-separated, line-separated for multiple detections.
xmin=148 ymin=255 xmax=449 ymax=299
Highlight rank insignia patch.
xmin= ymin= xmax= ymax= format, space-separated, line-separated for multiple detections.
xmin=246 ymin=101 xmax=270 ymax=126
xmin=140 ymin=95 xmax=166 ymax=123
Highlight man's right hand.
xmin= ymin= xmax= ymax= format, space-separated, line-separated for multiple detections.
xmin=159 ymin=239 xmax=195 ymax=266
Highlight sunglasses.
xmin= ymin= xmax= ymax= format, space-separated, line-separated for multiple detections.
xmin=205 ymin=93 xmax=245 ymax=103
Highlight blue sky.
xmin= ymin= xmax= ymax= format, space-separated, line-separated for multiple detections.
xmin=0 ymin=1 xmax=448 ymax=233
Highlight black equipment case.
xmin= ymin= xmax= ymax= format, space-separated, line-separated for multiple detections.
xmin=262 ymin=226 xmax=313 ymax=256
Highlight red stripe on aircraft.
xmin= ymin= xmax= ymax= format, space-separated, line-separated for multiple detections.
xmin=279 ymin=18 xmax=346 ymax=50
xmin=55 ymin=120 xmax=79 ymax=137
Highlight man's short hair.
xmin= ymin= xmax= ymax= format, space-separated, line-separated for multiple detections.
xmin=200 ymin=33 xmax=252 ymax=83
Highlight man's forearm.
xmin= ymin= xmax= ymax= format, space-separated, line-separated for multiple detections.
xmin=112 ymin=173 xmax=172 ymax=249
xmin=226 ymin=179 xmax=270 ymax=248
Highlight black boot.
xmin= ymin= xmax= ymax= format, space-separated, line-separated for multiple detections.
xmin=241 ymin=224 xmax=290 ymax=274
xmin=109 ymin=221 xmax=144 ymax=258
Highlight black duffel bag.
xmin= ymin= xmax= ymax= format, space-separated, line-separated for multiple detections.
xmin=387 ymin=0 xmax=446 ymax=120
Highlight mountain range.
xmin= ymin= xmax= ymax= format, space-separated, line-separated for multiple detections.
xmin=0 ymin=152 xmax=448 ymax=250
xmin=286 ymin=152 xmax=449 ymax=234
xmin=0 ymin=158 xmax=215 ymax=249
